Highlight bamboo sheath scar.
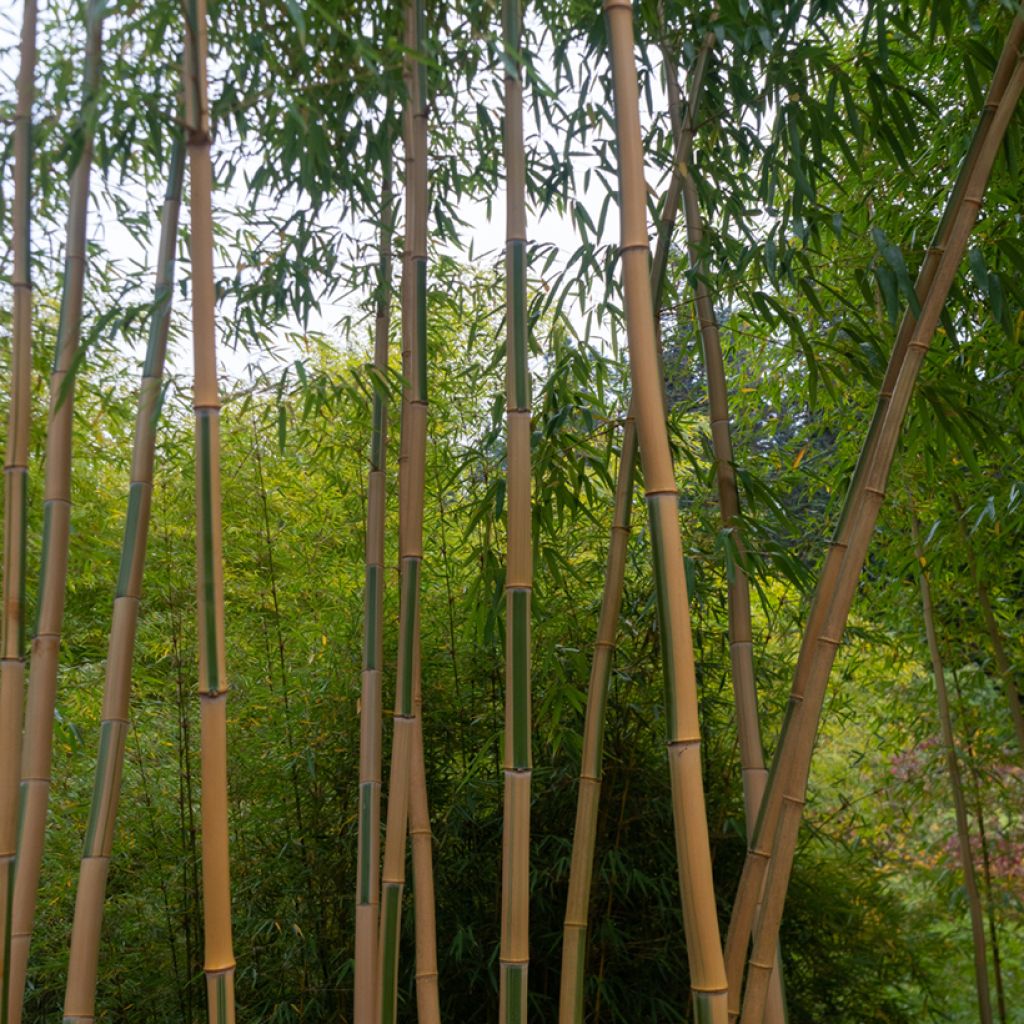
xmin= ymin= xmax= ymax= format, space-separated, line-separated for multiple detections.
xmin=723 ymin=19 xmax=1024 ymax=1014
xmin=499 ymin=0 xmax=532 ymax=1021
xmin=61 ymin=141 xmax=184 ymax=1024
xmin=605 ymin=3 xmax=728 ymax=1022
xmin=354 ymin=141 xmax=393 ymax=1024
xmin=1 ymin=3 xmax=37 ymax=1022
xmin=558 ymin=27 xmax=719 ymax=1024
xmin=183 ymin=6 xmax=236 ymax=1021
xmin=376 ymin=0 xmax=440 ymax=1019
xmin=910 ymin=512 xmax=992 ymax=1024
xmin=731 ymin=30 xmax=1024 ymax=1024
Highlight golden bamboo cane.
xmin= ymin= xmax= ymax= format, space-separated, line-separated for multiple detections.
xmin=605 ymin=2 xmax=728 ymax=1020
xmin=355 ymin=135 xmax=394 ymax=1024
xmin=724 ymin=16 xmax=1024 ymax=1014
xmin=1 ymin=4 xmax=37 ymax=1021
xmin=61 ymin=138 xmax=184 ymax=1024
xmin=499 ymin=0 xmax=532 ymax=1020
xmin=183 ymin=7 xmax=236 ymax=1021
xmin=735 ymin=40 xmax=1024 ymax=1024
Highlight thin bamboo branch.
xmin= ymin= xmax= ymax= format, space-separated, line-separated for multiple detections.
xmin=376 ymin=1 xmax=437 ymax=1019
xmin=732 ymin=33 xmax=1024 ymax=1024
xmin=355 ymin=132 xmax=394 ymax=1024
xmin=910 ymin=510 xmax=992 ymax=1024
xmin=499 ymin=1 xmax=532 ymax=1020
xmin=61 ymin=138 xmax=184 ymax=1024
xmin=605 ymin=3 xmax=728 ymax=1021
xmin=1 ymin=3 xmax=37 ymax=1021
xmin=182 ymin=6 xmax=236 ymax=1020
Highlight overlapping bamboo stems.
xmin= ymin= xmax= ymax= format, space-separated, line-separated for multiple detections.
xmin=723 ymin=19 xmax=1024 ymax=1012
xmin=377 ymin=1 xmax=439 ymax=1019
xmin=60 ymin=138 xmax=185 ymax=1024
xmin=354 ymin=141 xmax=394 ymax=1024
xmin=909 ymin=511 xmax=992 ymax=1024
xmin=953 ymin=501 xmax=1024 ymax=753
xmin=1 ymin=4 xmax=37 ymax=1021
xmin=499 ymin=1 xmax=532 ymax=1020
xmin=730 ymin=28 xmax=1024 ymax=1024
xmin=10 ymin=4 xmax=102 ymax=1021
xmin=182 ymin=7 xmax=236 ymax=1020
xmin=557 ymin=28 xmax=714 ymax=1024
xmin=605 ymin=2 xmax=728 ymax=1020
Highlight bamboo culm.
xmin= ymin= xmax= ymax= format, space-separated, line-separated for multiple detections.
xmin=61 ymin=139 xmax=184 ymax=1024
xmin=1 ymin=3 xmax=37 ymax=1022
xmin=605 ymin=2 xmax=729 ymax=1021
xmin=376 ymin=1 xmax=440 ymax=1020
xmin=910 ymin=511 xmax=992 ymax=1024
xmin=558 ymin=27 xmax=715 ymax=1024
xmin=354 ymin=139 xmax=394 ymax=1024
xmin=731 ymin=30 xmax=1024 ymax=1024
xmin=182 ymin=6 xmax=237 ymax=1020
xmin=499 ymin=0 xmax=532 ymax=1020
xmin=723 ymin=16 xmax=1024 ymax=1013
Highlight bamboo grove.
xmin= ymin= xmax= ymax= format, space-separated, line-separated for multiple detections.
xmin=1 ymin=0 xmax=1024 ymax=1023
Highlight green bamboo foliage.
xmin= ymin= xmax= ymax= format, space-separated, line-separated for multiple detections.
xmin=183 ymin=7 xmax=236 ymax=1021
xmin=499 ymin=1 xmax=532 ymax=1021
xmin=12 ymin=3 xmax=102 ymax=1020
xmin=355 ymin=140 xmax=394 ymax=1024
xmin=1 ymin=4 xmax=37 ymax=1021
xmin=377 ymin=1 xmax=438 ymax=1019
xmin=909 ymin=512 xmax=992 ymax=1024
xmin=557 ymin=29 xmax=706 ymax=1022
xmin=61 ymin=139 xmax=184 ymax=1024
xmin=605 ymin=3 xmax=728 ymax=1021
xmin=729 ymin=24 xmax=1024 ymax=1024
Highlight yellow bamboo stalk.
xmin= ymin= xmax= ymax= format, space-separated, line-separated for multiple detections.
xmin=605 ymin=3 xmax=728 ymax=1021
xmin=723 ymin=17 xmax=1024 ymax=1014
xmin=1 ymin=4 xmax=37 ymax=1021
xmin=735 ymin=42 xmax=1024 ymax=1024
xmin=182 ymin=7 xmax=235 ymax=1021
xmin=355 ymin=134 xmax=394 ymax=1024
xmin=910 ymin=511 xmax=992 ymax=1024
xmin=376 ymin=1 xmax=438 ymax=1018
xmin=60 ymin=139 xmax=184 ymax=1024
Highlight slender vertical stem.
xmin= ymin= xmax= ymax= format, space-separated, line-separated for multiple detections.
xmin=910 ymin=512 xmax=992 ymax=1024
xmin=500 ymin=1 xmax=532 ymax=1021
xmin=605 ymin=3 xmax=729 ymax=1021
xmin=355 ymin=131 xmax=394 ymax=1024
xmin=377 ymin=1 xmax=435 ymax=1019
xmin=1 ymin=4 xmax=37 ymax=1022
xmin=62 ymin=138 xmax=184 ymax=1024
xmin=183 ymin=7 xmax=236 ymax=1021
xmin=734 ymin=42 xmax=1024 ymax=1024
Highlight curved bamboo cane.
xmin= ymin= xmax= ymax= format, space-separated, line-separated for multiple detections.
xmin=499 ymin=1 xmax=532 ymax=1020
xmin=735 ymin=43 xmax=1024 ymax=1024
xmin=61 ymin=138 xmax=184 ymax=1024
xmin=910 ymin=511 xmax=992 ymax=1024
xmin=10 ymin=3 xmax=103 ymax=1020
xmin=377 ymin=1 xmax=438 ymax=1019
xmin=558 ymin=27 xmax=714 ymax=1024
xmin=723 ymin=17 xmax=1024 ymax=1014
xmin=1 ymin=3 xmax=37 ymax=1021
xmin=354 ymin=138 xmax=394 ymax=1024
xmin=605 ymin=3 xmax=729 ymax=1020
xmin=182 ymin=7 xmax=236 ymax=1021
